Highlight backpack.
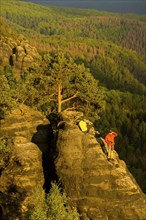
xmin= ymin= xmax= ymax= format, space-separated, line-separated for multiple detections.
xmin=78 ymin=120 xmax=88 ymax=132
xmin=96 ymin=137 xmax=108 ymax=154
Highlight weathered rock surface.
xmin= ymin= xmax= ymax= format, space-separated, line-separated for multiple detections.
xmin=55 ymin=111 xmax=146 ymax=220
xmin=0 ymin=34 xmax=40 ymax=70
xmin=0 ymin=105 xmax=51 ymax=219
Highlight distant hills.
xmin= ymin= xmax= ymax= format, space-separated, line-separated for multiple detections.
xmin=21 ymin=0 xmax=146 ymax=14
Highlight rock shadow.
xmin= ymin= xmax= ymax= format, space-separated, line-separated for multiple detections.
xmin=31 ymin=123 xmax=58 ymax=193
xmin=1 ymin=185 xmax=26 ymax=220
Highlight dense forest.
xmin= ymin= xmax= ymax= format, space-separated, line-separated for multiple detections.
xmin=0 ymin=0 xmax=146 ymax=193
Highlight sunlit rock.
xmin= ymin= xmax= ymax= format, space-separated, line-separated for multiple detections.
xmin=55 ymin=111 xmax=146 ymax=220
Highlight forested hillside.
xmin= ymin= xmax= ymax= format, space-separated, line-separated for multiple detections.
xmin=1 ymin=0 xmax=146 ymax=55
xmin=1 ymin=0 xmax=146 ymax=193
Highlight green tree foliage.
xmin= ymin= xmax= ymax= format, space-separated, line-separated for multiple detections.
xmin=0 ymin=17 xmax=13 ymax=37
xmin=1 ymin=0 xmax=145 ymax=55
xmin=0 ymin=51 xmax=104 ymax=121
xmin=15 ymin=72 xmax=40 ymax=108
xmin=96 ymin=89 xmax=146 ymax=192
xmin=0 ymin=135 xmax=13 ymax=169
xmin=29 ymin=187 xmax=48 ymax=220
xmin=46 ymin=183 xmax=79 ymax=220
xmin=90 ymin=42 xmax=146 ymax=94
xmin=29 ymin=182 xmax=80 ymax=220
xmin=0 ymin=73 xmax=16 ymax=119
xmin=27 ymin=52 xmax=105 ymax=120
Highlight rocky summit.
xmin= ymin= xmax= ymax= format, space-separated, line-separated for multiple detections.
xmin=55 ymin=111 xmax=146 ymax=220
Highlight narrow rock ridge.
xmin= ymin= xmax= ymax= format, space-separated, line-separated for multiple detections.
xmin=55 ymin=111 xmax=146 ymax=220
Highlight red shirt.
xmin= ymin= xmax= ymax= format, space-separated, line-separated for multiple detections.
xmin=105 ymin=132 xmax=118 ymax=147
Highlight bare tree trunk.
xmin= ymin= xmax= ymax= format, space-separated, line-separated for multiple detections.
xmin=57 ymin=83 xmax=62 ymax=113
xmin=57 ymin=83 xmax=78 ymax=113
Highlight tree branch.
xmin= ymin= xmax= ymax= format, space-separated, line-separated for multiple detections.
xmin=63 ymin=107 xmax=76 ymax=112
xmin=61 ymin=91 xmax=79 ymax=104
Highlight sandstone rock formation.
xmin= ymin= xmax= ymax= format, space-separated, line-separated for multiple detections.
xmin=55 ymin=111 xmax=146 ymax=220
xmin=0 ymin=34 xmax=40 ymax=71
xmin=1 ymin=108 xmax=146 ymax=219
xmin=0 ymin=105 xmax=51 ymax=219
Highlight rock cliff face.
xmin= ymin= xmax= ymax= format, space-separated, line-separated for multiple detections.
xmin=55 ymin=111 xmax=146 ymax=220
xmin=1 ymin=108 xmax=146 ymax=219
xmin=0 ymin=105 xmax=51 ymax=219
xmin=0 ymin=34 xmax=39 ymax=70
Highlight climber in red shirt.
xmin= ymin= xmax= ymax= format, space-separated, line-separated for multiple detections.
xmin=105 ymin=130 xmax=118 ymax=160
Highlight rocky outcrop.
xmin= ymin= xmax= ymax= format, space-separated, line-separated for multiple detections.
xmin=1 ymin=108 xmax=146 ymax=219
xmin=0 ymin=105 xmax=51 ymax=219
xmin=55 ymin=111 xmax=146 ymax=220
xmin=0 ymin=34 xmax=40 ymax=70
